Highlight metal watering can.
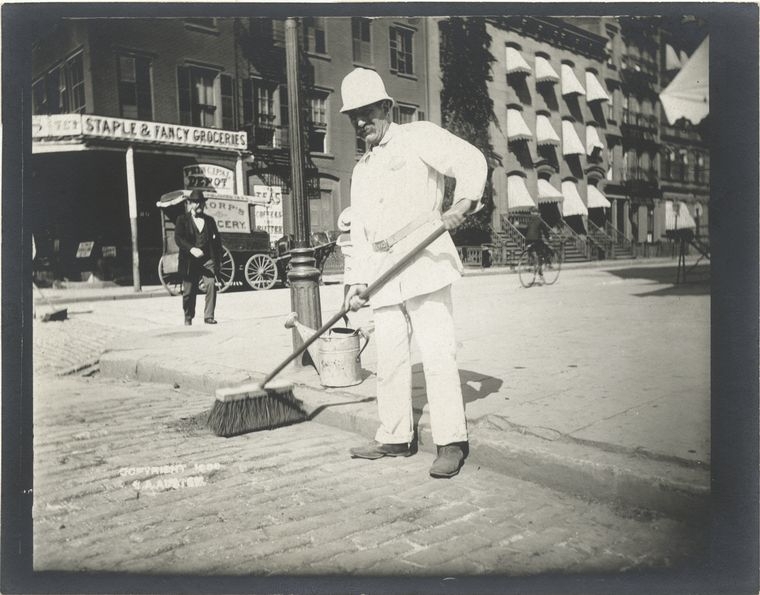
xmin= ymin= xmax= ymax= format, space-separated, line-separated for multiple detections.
xmin=284 ymin=312 xmax=371 ymax=387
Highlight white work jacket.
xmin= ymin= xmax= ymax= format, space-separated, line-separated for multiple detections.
xmin=345 ymin=121 xmax=488 ymax=308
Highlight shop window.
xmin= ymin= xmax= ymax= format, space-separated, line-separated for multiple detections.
xmin=177 ymin=65 xmax=235 ymax=130
xmin=304 ymin=17 xmax=327 ymax=55
xmin=646 ymin=207 xmax=654 ymax=243
xmin=118 ymin=55 xmax=153 ymax=120
xmin=393 ymin=103 xmax=422 ymax=124
xmin=352 ymin=17 xmax=372 ymax=64
xmin=34 ymin=51 xmax=87 ymax=115
xmin=390 ymin=26 xmax=414 ymax=75
xmin=309 ymin=91 xmax=329 ymax=153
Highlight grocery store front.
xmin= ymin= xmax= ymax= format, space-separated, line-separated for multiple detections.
xmin=30 ymin=114 xmax=250 ymax=288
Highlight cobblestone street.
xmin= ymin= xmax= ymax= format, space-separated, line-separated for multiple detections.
xmin=34 ymin=374 xmax=705 ymax=576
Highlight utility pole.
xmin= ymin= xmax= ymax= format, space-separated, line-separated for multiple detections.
xmin=284 ymin=17 xmax=322 ymax=355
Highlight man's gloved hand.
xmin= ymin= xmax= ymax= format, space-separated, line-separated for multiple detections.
xmin=442 ymin=199 xmax=474 ymax=230
xmin=190 ymin=247 xmax=205 ymax=259
xmin=344 ymin=284 xmax=369 ymax=312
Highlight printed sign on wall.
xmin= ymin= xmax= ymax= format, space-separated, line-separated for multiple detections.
xmin=183 ymin=164 xmax=235 ymax=193
xmin=203 ymin=196 xmax=251 ymax=234
xmin=251 ymin=185 xmax=284 ymax=245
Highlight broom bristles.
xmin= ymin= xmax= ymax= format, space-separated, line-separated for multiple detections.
xmin=207 ymin=382 xmax=308 ymax=437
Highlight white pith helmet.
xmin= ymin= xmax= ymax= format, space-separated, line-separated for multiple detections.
xmin=340 ymin=68 xmax=394 ymax=113
xmin=337 ymin=207 xmax=352 ymax=232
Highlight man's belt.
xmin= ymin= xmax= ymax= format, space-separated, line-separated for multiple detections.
xmin=372 ymin=213 xmax=439 ymax=252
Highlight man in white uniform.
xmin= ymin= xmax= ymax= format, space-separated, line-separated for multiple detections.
xmin=341 ymin=68 xmax=487 ymax=478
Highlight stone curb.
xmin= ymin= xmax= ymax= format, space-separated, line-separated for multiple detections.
xmin=100 ymin=349 xmax=709 ymax=522
xmin=35 ymin=256 xmax=690 ymax=305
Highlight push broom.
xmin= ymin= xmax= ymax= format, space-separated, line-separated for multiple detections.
xmin=208 ymin=219 xmax=450 ymax=437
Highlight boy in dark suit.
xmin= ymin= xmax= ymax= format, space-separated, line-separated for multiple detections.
xmin=174 ymin=190 xmax=223 ymax=325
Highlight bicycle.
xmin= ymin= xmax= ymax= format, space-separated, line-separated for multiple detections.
xmin=517 ymin=240 xmax=563 ymax=288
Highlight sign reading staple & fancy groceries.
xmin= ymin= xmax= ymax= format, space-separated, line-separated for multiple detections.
xmin=32 ymin=114 xmax=247 ymax=150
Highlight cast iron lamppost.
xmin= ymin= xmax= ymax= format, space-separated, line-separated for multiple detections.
xmin=285 ymin=17 xmax=322 ymax=355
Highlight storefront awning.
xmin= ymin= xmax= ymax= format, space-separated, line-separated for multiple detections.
xmin=537 ymin=178 xmax=564 ymax=204
xmin=507 ymin=175 xmax=537 ymax=211
xmin=562 ymin=120 xmax=585 ymax=156
xmin=585 ymin=71 xmax=610 ymax=103
xmin=665 ymin=44 xmax=682 ymax=70
xmin=507 ymin=108 xmax=532 ymax=141
xmin=585 ymin=125 xmax=604 ymax=156
xmin=665 ymin=200 xmax=697 ymax=230
xmin=586 ymin=185 xmax=611 ymax=208
xmin=561 ymin=181 xmax=588 ymax=216
xmin=561 ymin=64 xmax=585 ymax=96
xmin=536 ymin=114 xmax=560 ymax=146
xmin=660 ymin=36 xmax=709 ymax=125
xmin=535 ymin=56 xmax=560 ymax=83
xmin=506 ymin=46 xmax=532 ymax=75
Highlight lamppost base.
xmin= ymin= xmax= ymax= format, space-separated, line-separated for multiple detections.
xmin=287 ymin=247 xmax=322 ymax=365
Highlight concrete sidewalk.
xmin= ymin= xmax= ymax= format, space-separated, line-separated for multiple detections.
xmin=95 ymin=259 xmax=710 ymax=520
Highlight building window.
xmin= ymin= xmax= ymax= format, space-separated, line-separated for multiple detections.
xmin=118 ymin=55 xmax=153 ymax=120
xmin=663 ymin=148 xmax=675 ymax=180
xmin=32 ymin=78 xmax=47 ymax=115
xmin=352 ymin=17 xmax=372 ymax=64
xmin=67 ymin=53 xmax=86 ymax=114
xmin=678 ymin=150 xmax=689 ymax=181
xmin=392 ymin=103 xmax=423 ymax=124
xmin=178 ymin=66 xmax=235 ymax=130
xmin=695 ymin=153 xmax=705 ymax=183
xmin=389 ymin=26 xmax=414 ymax=75
xmin=33 ymin=51 xmax=87 ymax=115
xmin=304 ymin=17 xmax=327 ymax=54
xmin=243 ymin=78 xmax=281 ymax=147
xmin=308 ymin=91 xmax=329 ymax=153
xmin=606 ymin=89 xmax=615 ymax=122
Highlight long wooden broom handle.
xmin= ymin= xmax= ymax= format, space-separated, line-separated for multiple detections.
xmin=261 ymin=221 xmax=448 ymax=387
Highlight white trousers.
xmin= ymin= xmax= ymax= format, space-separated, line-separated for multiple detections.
xmin=372 ymin=285 xmax=467 ymax=446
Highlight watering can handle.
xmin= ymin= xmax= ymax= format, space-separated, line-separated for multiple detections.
xmin=356 ymin=328 xmax=371 ymax=361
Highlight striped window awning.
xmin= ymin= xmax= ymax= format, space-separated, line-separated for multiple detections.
xmin=666 ymin=44 xmax=682 ymax=70
xmin=506 ymin=47 xmax=532 ymax=75
xmin=561 ymin=64 xmax=585 ymax=96
xmin=561 ymin=120 xmax=585 ymax=156
xmin=585 ymin=125 xmax=604 ymax=156
xmin=585 ymin=71 xmax=610 ymax=103
xmin=535 ymin=55 xmax=560 ymax=83
xmin=561 ymin=181 xmax=588 ymax=216
xmin=507 ymin=108 xmax=532 ymax=141
xmin=537 ymin=178 xmax=564 ymax=204
xmin=665 ymin=200 xmax=697 ymax=230
xmin=586 ymin=185 xmax=611 ymax=208
xmin=536 ymin=114 xmax=560 ymax=146
xmin=507 ymin=174 xmax=537 ymax=212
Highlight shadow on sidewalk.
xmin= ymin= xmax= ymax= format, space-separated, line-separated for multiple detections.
xmin=605 ymin=264 xmax=711 ymax=297
xmin=411 ymin=365 xmax=504 ymax=445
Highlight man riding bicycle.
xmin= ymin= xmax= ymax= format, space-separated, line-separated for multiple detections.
xmin=524 ymin=208 xmax=553 ymax=278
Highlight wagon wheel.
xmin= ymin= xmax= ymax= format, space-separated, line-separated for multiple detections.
xmin=215 ymin=246 xmax=235 ymax=293
xmin=157 ymin=255 xmax=182 ymax=296
xmin=244 ymin=253 xmax=278 ymax=290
